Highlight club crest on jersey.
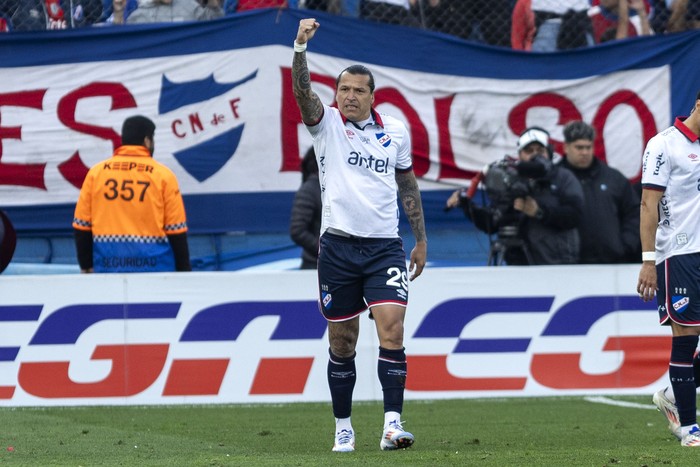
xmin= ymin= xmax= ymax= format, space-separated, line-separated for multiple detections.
xmin=672 ymin=295 xmax=689 ymax=314
xmin=376 ymin=132 xmax=391 ymax=148
xmin=345 ymin=129 xmax=355 ymax=139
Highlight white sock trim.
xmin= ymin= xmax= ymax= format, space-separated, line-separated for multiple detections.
xmin=335 ymin=417 xmax=352 ymax=433
xmin=681 ymin=424 xmax=699 ymax=437
xmin=384 ymin=411 xmax=401 ymax=428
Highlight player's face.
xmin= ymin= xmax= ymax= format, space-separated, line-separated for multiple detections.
xmin=518 ymin=143 xmax=547 ymax=161
xmin=565 ymin=139 xmax=594 ymax=169
xmin=335 ymin=72 xmax=374 ymax=122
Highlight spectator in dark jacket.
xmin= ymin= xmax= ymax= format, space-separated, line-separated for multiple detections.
xmin=558 ymin=120 xmax=640 ymax=263
xmin=412 ymin=0 xmax=512 ymax=47
xmin=289 ymin=147 xmax=321 ymax=270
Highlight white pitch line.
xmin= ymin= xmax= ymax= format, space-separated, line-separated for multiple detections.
xmin=584 ymin=396 xmax=657 ymax=410
xmin=584 ymin=395 xmax=700 ymax=415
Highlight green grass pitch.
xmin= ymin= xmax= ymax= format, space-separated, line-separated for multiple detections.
xmin=0 ymin=396 xmax=696 ymax=466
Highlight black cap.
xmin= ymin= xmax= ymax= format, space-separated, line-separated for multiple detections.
xmin=121 ymin=116 xmax=156 ymax=146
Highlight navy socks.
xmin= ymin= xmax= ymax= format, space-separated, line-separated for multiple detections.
xmin=670 ymin=335 xmax=699 ymax=426
xmin=327 ymin=349 xmax=356 ymax=419
xmin=377 ymin=346 xmax=407 ymax=414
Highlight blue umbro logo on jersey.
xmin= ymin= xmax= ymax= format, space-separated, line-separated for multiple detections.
xmin=376 ymin=132 xmax=391 ymax=148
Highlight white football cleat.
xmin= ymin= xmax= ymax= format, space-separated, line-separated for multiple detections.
xmin=380 ymin=420 xmax=414 ymax=450
xmin=681 ymin=426 xmax=700 ymax=447
xmin=652 ymin=389 xmax=681 ymax=440
xmin=332 ymin=428 xmax=355 ymax=452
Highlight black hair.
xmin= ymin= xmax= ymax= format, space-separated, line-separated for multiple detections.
xmin=563 ymin=121 xmax=595 ymax=143
xmin=121 ymin=115 xmax=156 ymax=146
xmin=697 ymin=89 xmax=700 ymax=101
xmin=301 ymin=147 xmax=318 ymax=183
xmin=335 ymin=64 xmax=375 ymax=93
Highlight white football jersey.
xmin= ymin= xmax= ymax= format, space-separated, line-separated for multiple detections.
xmin=641 ymin=117 xmax=700 ymax=262
xmin=307 ymin=104 xmax=412 ymax=238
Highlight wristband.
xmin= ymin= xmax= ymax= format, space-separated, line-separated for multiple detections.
xmin=293 ymin=41 xmax=307 ymax=53
xmin=642 ymin=251 xmax=655 ymax=262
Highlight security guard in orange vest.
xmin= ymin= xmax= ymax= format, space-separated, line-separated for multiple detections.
xmin=73 ymin=115 xmax=191 ymax=273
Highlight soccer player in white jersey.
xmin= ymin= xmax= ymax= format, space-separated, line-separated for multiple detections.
xmin=638 ymin=90 xmax=700 ymax=447
xmin=292 ymin=18 xmax=427 ymax=452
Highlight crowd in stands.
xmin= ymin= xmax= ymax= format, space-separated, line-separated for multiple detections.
xmin=0 ymin=0 xmax=698 ymax=49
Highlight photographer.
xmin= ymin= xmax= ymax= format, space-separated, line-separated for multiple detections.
xmin=446 ymin=127 xmax=584 ymax=265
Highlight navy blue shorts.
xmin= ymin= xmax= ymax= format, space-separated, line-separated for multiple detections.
xmin=317 ymin=232 xmax=408 ymax=322
xmin=657 ymin=252 xmax=700 ymax=326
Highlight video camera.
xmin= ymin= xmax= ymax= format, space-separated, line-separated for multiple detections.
xmin=482 ymin=155 xmax=552 ymax=208
xmin=476 ymin=156 xmax=551 ymax=266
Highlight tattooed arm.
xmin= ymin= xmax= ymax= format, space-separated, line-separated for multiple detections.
xmin=396 ymin=170 xmax=427 ymax=280
xmin=292 ymin=19 xmax=324 ymax=125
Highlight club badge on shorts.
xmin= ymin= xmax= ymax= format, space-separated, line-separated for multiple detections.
xmin=672 ymin=295 xmax=690 ymax=314
xmin=322 ymin=292 xmax=332 ymax=309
